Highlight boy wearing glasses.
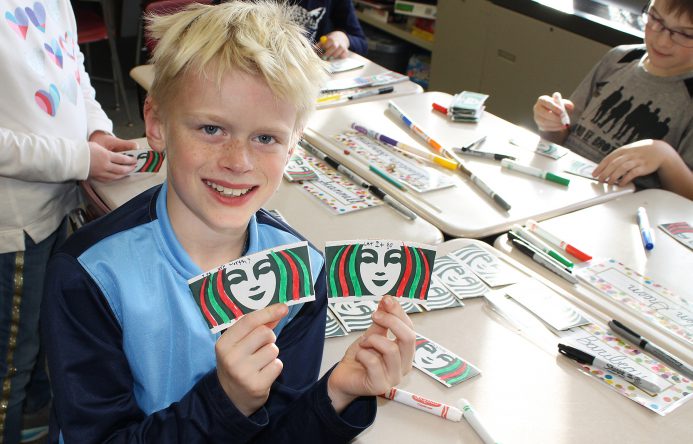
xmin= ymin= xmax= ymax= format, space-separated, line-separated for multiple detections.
xmin=533 ymin=0 xmax=693 ymax=199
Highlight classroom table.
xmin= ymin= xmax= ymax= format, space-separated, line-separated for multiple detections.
xmin=128 ymin=52 xmax=423 ymax=109
xmin=86 ymin=139 xmax=444 ymax=250
xmin=302 ymin=91 xmax=634 ymax=239
xmin=494 ymin=189 xmax=693 ymax=364
xmin=319 ymin=239 xmax=692 ymax=443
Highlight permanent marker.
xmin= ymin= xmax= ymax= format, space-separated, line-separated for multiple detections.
xmin=510 ymin=236 xmax=578 ymax=284
xmin=525 ymin=219 xmax=592 ymax=261
xmin=456 ymin=399 xmax=500 ymax=444
xmin=453 ymin=147 xmax=516 ymax=162
xmin=462 ymin=135 xmax=487 ymax=151
xmin=298 ymin=140 xmax=417 ymax=220
xmin=347 ymin=86 xmax=394 ymax=101
xmin=380 ymin=387 xmax=462 ymax=422
xmin=558 ymin=343 xmax=663 ymax=394
xmin=431 ymin=102 xmax=449 ymax=116
xmin=501 ymin=159 xmax=570 ymax=186
xmin=553 ymin=92 xmax=571 ymax=128
xmin=608 ymin=319 xmax=693 ymax=380
xmin=511 ymin=224 xmax=574 ymax=268
xmin=636 ymin=207 xmax=654 ymax=250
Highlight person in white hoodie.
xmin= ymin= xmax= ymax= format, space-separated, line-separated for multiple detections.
xmin=0 ymin=0 xmax=137 ymax=441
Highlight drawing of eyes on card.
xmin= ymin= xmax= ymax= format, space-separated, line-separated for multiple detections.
xmin=504 ymin=280 xmax=590 ymax=331
xmin=123 ymin=149 xmax=165 ymax=173
xmin=325 ymin=240 xmax=436 ymax=304
xmin=188 ymin=242 xmax=315 ymax=333
xmin=448 ymin=244 xmax=524 ymax=287
xmin=535 ymin=140 xmax=569 ymax=159
xmin=659 ymin=222 xmax=693 ymax=251
xmin=284 ymin=152 xmax=319 ymax=182
xmin=432 ymin=255 xmax=489 ymax=299
xmin=414 ymin=333 xmax=481 ymax=387
xmin=564 ymin=159 xmax=598 ymax=180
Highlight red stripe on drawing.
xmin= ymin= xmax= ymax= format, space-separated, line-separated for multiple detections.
xmin=216 ymin=270 xmax=243 ymax=318
xmin=199 ymin=276 xmax=217 ymax=327
xmin=280 ymin=250 xmax=300 ymax=300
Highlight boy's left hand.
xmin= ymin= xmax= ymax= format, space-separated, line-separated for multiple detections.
xmin=319 ymin=31 xmax=350 ymax=59
xmin=327 ymin=296 xmax=415 ymax=413
xmin=89 ymin=131 xmax=139 ymax=152
xmin=592 ymin=139 xmax=671 ymax=186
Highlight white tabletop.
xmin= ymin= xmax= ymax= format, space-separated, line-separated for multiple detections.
xmin=303 ymin=91 xmax=634 ymax=238
xmin=87 ymin=139 xmax=444 ymax=250
xmin=129 ymin=52 xmax=423 ymax=109
xmin=319 ymin=239 xmax=692 ymax=443
xmin=495 ymin=189 xmax=693 ymax=363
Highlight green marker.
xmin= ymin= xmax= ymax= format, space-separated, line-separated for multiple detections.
xmin=500 ymin=159 xmax=570 ymax=186
xmin=511 ymin=224 xmax=574 ymax=269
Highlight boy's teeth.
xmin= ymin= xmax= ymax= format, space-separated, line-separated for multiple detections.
xmin=207 ymin=181 xmax=251 ymax=197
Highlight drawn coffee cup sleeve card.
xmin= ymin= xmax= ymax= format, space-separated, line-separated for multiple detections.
xmin=325 ymin=240 xmax=436 ymax=304
xmin=325 ymin=306 xmax=350 ymax=338
xmin=535 ymin=140 xmax=569 ymax=159
xmin=564 ymin=159 xmax=598 ymax=180
xmin=188 ymin=242 xmax=315 ymax=333
xmin=414 ymin=333 xmax=481 ymax=387
xmin=448 ymin=244 xmax=524 ymax=287
xmin=123 ymin=149 xmax=166 ymax=174
xmin=504 ymin=280 xmax=590 ymax=331
xmin=284 ymin=152 xmax=319 ymax=182
xmin=432 ymin=254 xmax=489 ymax=299
xmin=659 ymin=221 xmax=693 ymax=251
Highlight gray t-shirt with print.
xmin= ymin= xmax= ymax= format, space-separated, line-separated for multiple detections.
xmin=566 ymin=44 xmax=693 ymax=190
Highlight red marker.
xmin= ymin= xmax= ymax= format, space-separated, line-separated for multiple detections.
xmin=526 ymin=219 xmax=592 ymax=262
xmin=431 ymin=102 xmax=448 ymax=116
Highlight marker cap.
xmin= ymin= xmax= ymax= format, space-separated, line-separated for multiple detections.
xmin=545 ymin=172 xmax=570 ymax=186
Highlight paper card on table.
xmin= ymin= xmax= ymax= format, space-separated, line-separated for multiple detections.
xmin=561 ymin=323 xmax=692 ymax=415
xmin=322 ymin=71 xmax=408 ymax=92
xmin=505 ymin=280 xmax=590 ymax=331
xmin=577 ymin=259 xmax=693 ymax=346
xmin=284 ymin=153 xmax=319 ymax=182
xmin=432 ymin=255 xmax=489 ymax=299
xmin=329 ymin=301 xmax=377 ymax=331
xmin=326 ymin=57 xmax=365 ymax=74
xmin=425 ymin=275 xmax=464 ymax=311
xmin=123 ymin=149 xmax=165 ymax=173
xmin=188 ymin=242 xmax=315 ymax=333
xmin=535 ymin=140 xmax=569 ymax=159
xmin=296 ymin=147 xmax=382 ymax=214
xmin=325 ymin=306 xmax=350 ymax=338
xmin=564 ymin=159 xmax=598 ymax=180
xmin=325 ymin=240 xmax=436 ymax=304
xmin=448 ymin=244 xmax=524 ymax=287
xmin=334 ymin=131 xmax=455 ymax=193
xmin=414 ymin=333 xmax=481 ymax=387
xmin=659 ymin=222 xmax=693 ymax=251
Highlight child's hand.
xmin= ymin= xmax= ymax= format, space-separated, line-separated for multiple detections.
xmin=215 ymin=304 xmax=288 ymax=417
xmin=319 ymin=31 xmax=350 ymax=59
xmin=87 ymin=144 xmax=137 ymax=182
xmin=533 ymin=93 xmax=574 ymax=132
xmin=592 ymin=139 xmax=672 ymax=186
xmin=89 ymin=131 xmax=139 ymax=152
xmin=327 ymin=296 xmax=415 ymax=413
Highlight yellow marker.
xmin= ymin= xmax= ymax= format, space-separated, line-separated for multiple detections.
xmin=317 ymin=93 xmax=342 ymax=103
xmin=319 ymin=35 xmax=328 ymax=45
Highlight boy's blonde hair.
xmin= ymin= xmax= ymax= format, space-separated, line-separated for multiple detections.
xmin=146 ymin=0 xmax=327 ymax=131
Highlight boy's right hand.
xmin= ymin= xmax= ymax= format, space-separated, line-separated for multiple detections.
xmin=215 ymin=304 xmax=288 ymax=417
xmin=533 ymin=93 xmax=574 ymax=132
xmin=88 ymin=142 xmax=137 ymax=182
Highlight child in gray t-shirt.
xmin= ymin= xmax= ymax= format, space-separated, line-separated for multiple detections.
xmin=533 ymin=0 xmax=693 ymax=200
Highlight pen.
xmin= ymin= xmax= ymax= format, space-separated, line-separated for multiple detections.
xmin=456 ymin=399 xmax=500 ymax=444
xmin=350 ymin=122 xmax=458 ymax=170
xmin=380 ymin=387 xmax=462 ymax=422
xmin=608 ymin=319 xmax=693 ymax=380
xmin=525 ymin=219 xmax=592 ymax=262
xmin=510 ymin=236 xmax=578 ymax=284
xmin=558 ymin=343 xmax=663 ymax=394
xmin=347 ymin=86 xmax=394 ymax=100
xmin=298 ymin=139 xmax=417 ymax=220
xmin=636 ymin=207 xmax=654 ymax=250
xmin=553 ymin=92 xmax=571 ymax=128
xmin=501 ymin=159 xmax=570 ymax=186
xmin=511 ymin=224 xmax=574 ymax=268
xmin=453 ymin=147 xmax=516 ymax=162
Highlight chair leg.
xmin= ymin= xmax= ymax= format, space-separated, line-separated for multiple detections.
xmin=101 ymin=0 xmax=133 ymax=126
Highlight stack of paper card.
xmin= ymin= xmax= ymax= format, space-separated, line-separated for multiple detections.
xmin=448 ymin=91 xmax=489 ymax=122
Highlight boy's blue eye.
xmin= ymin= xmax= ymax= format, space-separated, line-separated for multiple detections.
xmin=202 ymin=125 xmax=220 ymax=135
xmin=257 ymin=135 xmax=275 ymax=144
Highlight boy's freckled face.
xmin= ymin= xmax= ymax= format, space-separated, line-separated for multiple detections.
xmin=160 ymin=68 xmax=297 ymax=236
xmin=645 ymin=0 xmax=693 ymax=76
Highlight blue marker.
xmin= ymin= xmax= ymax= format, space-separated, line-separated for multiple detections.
xmin=637 ymin=207 xmax=654 ymax=251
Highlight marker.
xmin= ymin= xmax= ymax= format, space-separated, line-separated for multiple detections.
xmin=558 ymin=343 xmax=663 ymax=394
xmin=553 ymin=92 xmax=571 ymax=128
xmin=608 ymin=319 xmax=693 ymax=380
xmin=510 ymin=236 xmax=578 ymax=284
xmin=317 ymin=93 xmax=343 ymax=103
xmin=456 ymin=399 xmax=500 ymax=444
xmin=350 ymin=122 xmax=458 ymax=170
xmin=380 ymin=387 xmax=462 ymax=422
xmin=636 ymin=207 xmax=654 ymax=250
xmin=525 ymin=219 xmax=592 ymax=262
xmin=453 ymin=147 xmax=516 ymax=162
xmin=347 ymin=86 xmax=394 ymax=101
xmin=388 ymin=101 xmax=444 ymax=153
xmin=501 ymin=159 xmax=570 ymax=186
xmin=462 ymin=135 xmax=487 ymax=151
xmin=511 ymin=224 xmax=574 ymax=268
xmin=298 ymin=139 xmax=417 ymax=220
xmin=368 ymin=163 xmax=406 ymax=190
xmin=431 ymin=102 xmax=449 ymax=116
xmin=319 ymin=35 xmax=328 ymax=45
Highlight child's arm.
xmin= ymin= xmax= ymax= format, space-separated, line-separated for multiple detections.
xmin=592 ymin=139 xmax=693 ymax=199
xmin=533 ymin=93 xmax=574 ymax=144
xmin=319 ymin=0 xmax=367 ymax=57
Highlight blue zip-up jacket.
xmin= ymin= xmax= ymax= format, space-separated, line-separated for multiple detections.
xmin=41 ymin=184 xmax=375 ymax=443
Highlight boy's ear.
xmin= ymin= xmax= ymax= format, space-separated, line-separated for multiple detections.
xmin=143 ymin=96 xmax=166 ymax=153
